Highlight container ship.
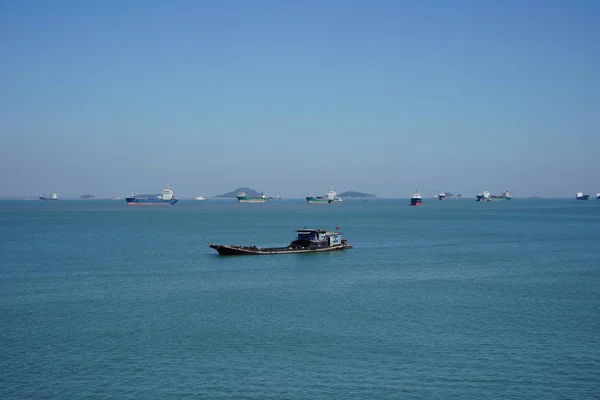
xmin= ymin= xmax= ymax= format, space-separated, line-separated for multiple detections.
xmin=125 ymin=187 xmax=178 ymax=205
xmin=237 ymin=192 xmax=268 ymax=203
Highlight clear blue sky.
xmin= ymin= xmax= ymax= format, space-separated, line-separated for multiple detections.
xmin=1 ymin=0 xmax=598 ymax=198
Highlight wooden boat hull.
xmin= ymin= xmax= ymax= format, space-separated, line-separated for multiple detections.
xmin=209 ymin=243 xmax=352 ymax=256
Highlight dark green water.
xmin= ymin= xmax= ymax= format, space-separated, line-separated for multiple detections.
xmin=2 ymin=199 xmax=599 ymax=399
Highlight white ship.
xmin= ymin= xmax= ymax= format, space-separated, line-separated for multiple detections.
xmin=39 ymin=193 xmax=58 ymax=201
xmin=476 ymin=191 xmax=491 ymax=202
xmin=576 ymin=191 xmax=590 ymax=200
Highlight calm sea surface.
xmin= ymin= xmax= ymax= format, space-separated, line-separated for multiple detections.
xmin=2 ymin=198 xmax=599 ymax=399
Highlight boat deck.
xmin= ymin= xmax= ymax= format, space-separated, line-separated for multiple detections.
xmin=209 ymin=243 xmax=352 ymax=255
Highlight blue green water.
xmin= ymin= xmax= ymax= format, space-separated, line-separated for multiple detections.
xmin=2 ymin=198 xmax=600 ymax=399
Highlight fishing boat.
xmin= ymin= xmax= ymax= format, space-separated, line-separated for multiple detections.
xmin=489 ymin=191 xmax=513 ymax=201
xmin=125 ymin=186 xmax=178 ymax=205
xmin=306 ymin=188 xmax=342 ymax=204
xmin=476 ymin=191 xmax=491 ymax=202
xmin=237 ymin=192 xmax=268 ymax=203
xmin=576 ymin=191 xmax=590 ymax=200
xmin=209 ymin=228 xmax=352 ymax=255
xmin=39 ymin=193 xmax=58 ymax=201
xmin=410 ymin=190 xmax=423 ymax=206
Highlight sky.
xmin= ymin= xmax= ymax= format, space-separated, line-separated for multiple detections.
xmin=1 ymin=0 xmax=599 ymax=198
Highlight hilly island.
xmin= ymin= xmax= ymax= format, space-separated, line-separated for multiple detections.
xmin=337 ymin=191 xmax=376 ymax=198
xmin=215 ymin=188 xmax=263 ymax=198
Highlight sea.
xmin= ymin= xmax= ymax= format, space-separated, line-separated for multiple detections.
xmin=1 ymin=198 xmax=599 ymax=399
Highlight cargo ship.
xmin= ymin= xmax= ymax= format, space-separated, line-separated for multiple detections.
xmin=410 ymin=190 xmax=423 ymax=206
xmin=306 ymin=188 xmax=342 ymax=204
xmin=476 ymin=191 xmax=490 ymax=202
xmin=209 ymin=228 xmax=352 ymax=255
xmin=576 ymin=191 xmax=590 ymax=200
xmin=489 ymin=191 xmax=513 ymax=201
xmin=39 ymin=193 xmax=58 ymax=201
xmin=125 ymin=187 xmax=178 ymax=205
xmin=237 ymin=192 xmax=268 ymax=203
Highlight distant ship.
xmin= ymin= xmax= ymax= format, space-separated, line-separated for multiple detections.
xmin=306 ymin=188 xmax=342 ymax=204
xmin=39 ymin=193 xmax=58 ymax=201
xmin=489 ymin=191 xmax=513 ymax=201
xmin=597 ymin=193 xmax=600 ymax=200
xmin=476 ymin=191 xmax=491 ymax=202
xmin=195 ymin=196 xmax=205 ymax=200
xmin=125 ymin=186 xmax=178 ymax=205
xmin=237 ymin=192 xmax=268 ymax=203
xmin=438 ymin=192 xmax=446 ymax=200
xmin=410 ymin=190 xmax=423 ymax=206
xmin=575 ymin=191 xmax=590 ymax=200
xmin=109 ymin=197 xmax=120 ymax=201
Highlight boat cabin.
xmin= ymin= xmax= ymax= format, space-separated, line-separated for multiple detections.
xmin=160 ymin=187 xmax=175 ymax=200
xmin=293 ymin=228 xmax=344 ymax=248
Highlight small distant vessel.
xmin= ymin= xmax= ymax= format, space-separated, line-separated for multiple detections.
xmin=438 ymin=192 xmax=446 ymax=200
xmin=109 ymin=196 xmax=120 ymax=201
xmin=410 ymin=190 xmax=423 ymax=206
xmin=209 ymin=228 xmax=352 ymax=255
xmin=597 ymin=193 xmax=600 ymax=200
xmin=576 ymin=191 xmax=590 ymax=200
xmin=306 ymin=188 xmax=342 ymax=204
xmin=489 ymin=191 xmax=513 ymax=201
xmin=39 ymin=193 xmax=58 ymax=201
xmin=125 ymin=186 xmax=178 ymax=205
xmin=195 ymin=196 xmax=205 ymax=200
xmin=237 ymin=192 xmax=268 ymax=203
xmin=476 ymin=191 xmax=491 ymax=202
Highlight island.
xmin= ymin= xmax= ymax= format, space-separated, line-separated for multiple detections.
xmin=215 ymin=188 xmax=264 ymax=198
xmin=338 ymin=191 xmax=376 ymax=198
